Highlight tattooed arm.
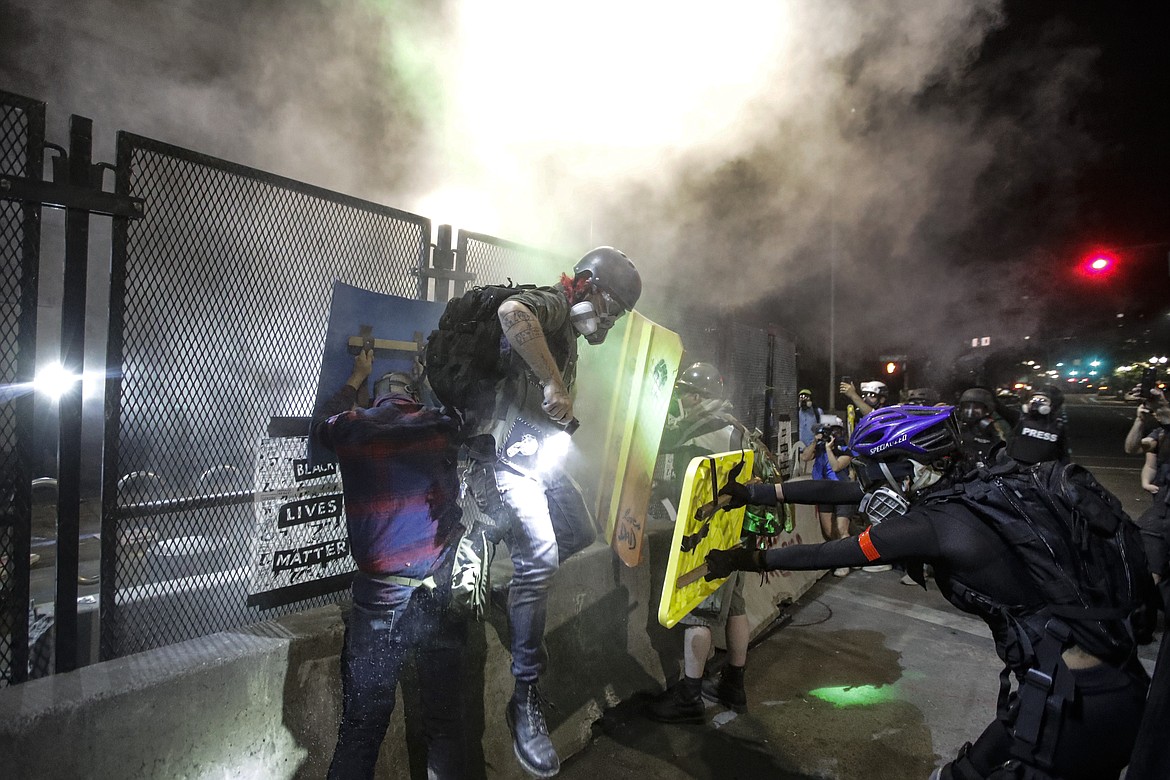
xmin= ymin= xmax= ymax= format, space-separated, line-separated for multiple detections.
xmin=497 ymin=298 xmax=573 ymax=422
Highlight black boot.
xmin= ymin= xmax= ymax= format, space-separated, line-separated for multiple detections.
xmin=701 ymin=664 xmax=747 ymax=713
xmin=645 ymin=676 xmax=704 ymax=724
xmin=506 ymin=681 xmax=560 ymax=778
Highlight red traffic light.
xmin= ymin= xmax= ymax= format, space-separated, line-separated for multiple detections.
xmin=1078 ymin=250 xmax=1118 ymax=278
xmin=884 ymin=361 xmax=899 ymax=375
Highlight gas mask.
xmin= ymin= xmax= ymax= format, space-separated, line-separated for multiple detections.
xmin=1029 ymin=396 xmax=1052 ymax=416
xmin=572 ymin=290 xmax=622 ymax=345
xmin=570 ymin=301 xmax=600 ymax=338
xmin=857 ymin=461 xmax=912 ymax=524
xmin=857 ymin=459 xmax=940 ymax=524
xmin=958 ymin=402 xmax=986 ymax=424
xmin=858 ymin=485 xmax=910 ymax=525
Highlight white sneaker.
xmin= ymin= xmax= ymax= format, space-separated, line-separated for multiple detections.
xmin=861 ymin=564 xmax=892 ymax=573
xmin=832 ymin=568 xmax=850 ymax=578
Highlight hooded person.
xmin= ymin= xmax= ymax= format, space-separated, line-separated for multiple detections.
xmin=701 ymin=404 xmax=1153 ymax=780
xmin=955 ymin=387 xmax=1005 ymax=467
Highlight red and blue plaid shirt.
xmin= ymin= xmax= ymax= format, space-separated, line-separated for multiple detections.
xmin=314 ymin=385 xmax=463 ymax=593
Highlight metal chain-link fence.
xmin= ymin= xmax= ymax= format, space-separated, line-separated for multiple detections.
xmin=101 ymin=133 xmax=431 ymax=659
xmin=454 ymin=230 xmax=571 ymax=298
xmin=0 ymin=90 xmax=44 ymax=686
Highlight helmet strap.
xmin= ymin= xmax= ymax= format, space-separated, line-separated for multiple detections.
xmin=879 ymin=462 xmax=908 ymax=497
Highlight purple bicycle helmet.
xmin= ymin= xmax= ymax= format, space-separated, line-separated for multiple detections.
xmin=849 ymin=404 xmax=961 ymax=462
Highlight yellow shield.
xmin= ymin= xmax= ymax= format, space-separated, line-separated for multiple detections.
xmin=657 ymin=449 xmax=754 ymax=628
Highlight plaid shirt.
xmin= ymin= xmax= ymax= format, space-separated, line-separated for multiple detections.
xmin=314 ymin=385 xmax=463 ymax=594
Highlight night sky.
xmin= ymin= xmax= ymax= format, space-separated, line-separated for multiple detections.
xmin=792 ymin=1 xmax=1170 ymax=389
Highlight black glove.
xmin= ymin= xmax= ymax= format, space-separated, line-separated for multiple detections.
xmin=719 ymin=478 xmax=752 ymax=509
xmin=718 ymin=461 xmax=778 ymax=508
xmin=719 ymin=479 xmax=779 ymax=509
xmin=704 ymin=547 xmax=765 ymax=581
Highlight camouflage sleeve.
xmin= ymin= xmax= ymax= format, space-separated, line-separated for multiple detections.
xmin=503 ymin=287 xmax=570 ymax=333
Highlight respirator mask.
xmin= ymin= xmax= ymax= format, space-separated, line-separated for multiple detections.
xmin=1029 ymin=396 xmax=1052 ymax=416
xmin=958 ymin=402 xmax=985 ymax=424
xmin=856 ymin=459 xmax=941 ymax=524
xmin=570 ymin=301 xmax=600 ymax=339
xmin=571 ymin=289 xmax=624 ymax=345
xmin=856 ymin=461 xmax=912 ymax=524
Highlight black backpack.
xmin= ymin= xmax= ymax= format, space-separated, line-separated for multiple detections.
xmin=932 ymin=459 xmax=1157 ymax=663
xmin=423 ymin=283 xmax=535 ymax=416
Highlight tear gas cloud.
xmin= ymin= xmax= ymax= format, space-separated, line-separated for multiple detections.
xmin=1 ymin=0 xmax=1099 ymax=364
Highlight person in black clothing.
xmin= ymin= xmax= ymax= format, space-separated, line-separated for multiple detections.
xmin=956 ymin=387 xmax=1005 ymax=468
xmin=997 ymin=384 xmax=1070 ymax=465
xmin=705 ymin=405 xmax=1149 ymax=780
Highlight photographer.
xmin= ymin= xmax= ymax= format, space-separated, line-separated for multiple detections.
xmin=798 ymin=416 xmax=856 ymax=577
xmin=840 ymin=379 xmax=889 ymax=416
xmin=1125 ymin=387 xmax=1166 ymax=455
xmin=1125 ymin=388 xmax=1170 ymax=614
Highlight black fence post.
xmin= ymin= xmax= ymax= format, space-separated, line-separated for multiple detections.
xmin=433 ymin=224 xmax=453 ymax=302
xmin=54 ymin=115 xmax=95 ymax=673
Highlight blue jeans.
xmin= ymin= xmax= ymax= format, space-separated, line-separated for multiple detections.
xmin=327 ymin=575 xmax=466 ymax=779
xmin=494 ymin=465 xmax=594 ymax=683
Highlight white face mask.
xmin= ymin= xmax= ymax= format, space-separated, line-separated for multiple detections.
xmin=909 ymin=460 xmax=943 ymax=493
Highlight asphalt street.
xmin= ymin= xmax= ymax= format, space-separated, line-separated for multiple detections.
xmin=556 ymin=394 xmax=1161 ymax=780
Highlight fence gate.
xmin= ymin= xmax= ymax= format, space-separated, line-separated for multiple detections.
xmin=0 ymin=90 xmax=44 ymax=686
xmin=101 ymin=134 xmax=432 ymax=660
xmin=1 ymin=92 xmax=804 ymax=681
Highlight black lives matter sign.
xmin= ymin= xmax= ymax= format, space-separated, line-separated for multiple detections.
xmin=247 ymin=438 xmax=354 ymax=608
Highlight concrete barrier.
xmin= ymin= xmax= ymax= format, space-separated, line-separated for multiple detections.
xmin=0 ymin=511 xmax=824 ymax=780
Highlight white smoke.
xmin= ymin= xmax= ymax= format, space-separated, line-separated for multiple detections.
xmin=1 ymin=0 xmax=1100 ymax=357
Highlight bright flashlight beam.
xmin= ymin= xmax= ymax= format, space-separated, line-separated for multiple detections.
xmin=540 ymin=431 xmax=573 ymax=468
xmin=33 ymin=362 xmax=83 ymax=400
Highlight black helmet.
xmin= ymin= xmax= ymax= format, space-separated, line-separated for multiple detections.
xmin=676 ymin=362 xmax=724 ymax=399
xmin=906 ymin=387 xmax=940 ymax=405
xmin=573 ymin=247 xmax=642 ymax=311
xmin=1033 ymin=383 xmax=1064 ymax=413
xmin=957 ymin=387 xmax=994 ymax=423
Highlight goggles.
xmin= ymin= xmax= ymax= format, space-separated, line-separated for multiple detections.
xmin=854 ymin=459 xmax=914 ymax=492
xmin=597 ymin=290 xmax=625 ymax=319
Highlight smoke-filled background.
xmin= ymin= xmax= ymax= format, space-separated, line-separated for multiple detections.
xmin=4 ymin=0 xmax=1168 ymax=380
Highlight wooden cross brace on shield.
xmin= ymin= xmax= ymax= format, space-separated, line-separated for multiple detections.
xmin=346 ymin=325 xmax=428 ymax=404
